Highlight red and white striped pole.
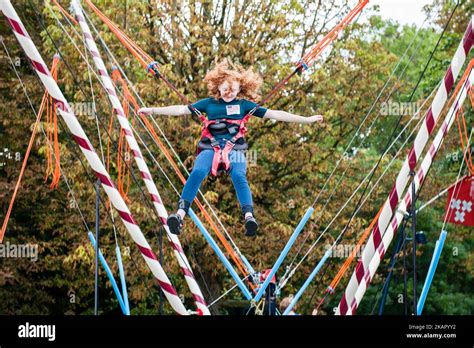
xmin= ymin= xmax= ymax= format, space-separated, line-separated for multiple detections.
xmin=350 ymin=70 xmax=473 ymax=313
xmin=71 ymin=0 xmax=209 ymax=315
xmin=337 ymin=17 xmax=474 ymax=315
xmin=0 ymin=0 xmax=188 ymax=315
xmin=345 ymin=67 xmax=473 ymax=315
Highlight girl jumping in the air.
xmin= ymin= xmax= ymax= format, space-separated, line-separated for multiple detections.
xmin=138 ymin=59 xmax=323 ymax=237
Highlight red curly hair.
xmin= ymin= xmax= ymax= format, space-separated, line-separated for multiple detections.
xmin=204 ymin=58 xmax=263 ymax=102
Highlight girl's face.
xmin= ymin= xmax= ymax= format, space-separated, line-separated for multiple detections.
xmin=218 ymin=79 xmax=240 ymax=102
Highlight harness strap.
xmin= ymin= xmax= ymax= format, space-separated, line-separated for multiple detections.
xmin=199 ymin=114 xmax=252 ymax=177
xmin=220 ymin=141 xmax=236 ymax=174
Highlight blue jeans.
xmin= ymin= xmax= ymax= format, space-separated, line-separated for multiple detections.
xmin=180 ymin=144 xmax=253 ymax=215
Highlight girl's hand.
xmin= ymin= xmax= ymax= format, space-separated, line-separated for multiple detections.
xmin=308 ymin=115 xmax=323 ymax=123
xmin=137 ymin=107 xmax=154 ymax=116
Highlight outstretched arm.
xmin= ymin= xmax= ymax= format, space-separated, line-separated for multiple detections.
xmin=263 ymin=109 xmax=323 ymax=124
xmin=138 ymin=105 xmax=192 ymax=116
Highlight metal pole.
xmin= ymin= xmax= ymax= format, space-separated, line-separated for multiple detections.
xmin=283 ymin=249 xmax=331 ymax=315
xmin=94 ymin=179 xmax=100 ymax=315
xmin=417 ymin=230 xmax=447 ymax=315
xmin=254 ymin=207 xmax=314 ymax=302
xmin=88 ymin=233 xmax=128 ymax=314
xmin=411 ymin=171 xmax=418 ymax=315
xmin=378 ymin=225 xmax=405 ymax=315
xmin=188 ymin=209 xmax=253 ymax=300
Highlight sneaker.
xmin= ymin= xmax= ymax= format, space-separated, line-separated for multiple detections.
xmin=244 ymin=216 xmax=258 ymax=237
xmin=167 ymin=214 xmax=183 ymax=235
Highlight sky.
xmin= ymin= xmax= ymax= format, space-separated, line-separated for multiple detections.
xmin=368 ymin=0 xmax=435 ymax=27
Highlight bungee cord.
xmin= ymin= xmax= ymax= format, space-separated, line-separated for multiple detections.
xmin=277 ymin=91 xmax=432 ymax=301
xmin=278 ymin=16 xmax=432 ymax=285
xmin=80 ymin=13 xmax=258 ymax=278
xmin=72 ymin=2 xmax=262 ymax=280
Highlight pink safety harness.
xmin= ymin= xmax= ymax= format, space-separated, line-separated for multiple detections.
xmin=196 ymin=112 xmax=252 ymax=176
